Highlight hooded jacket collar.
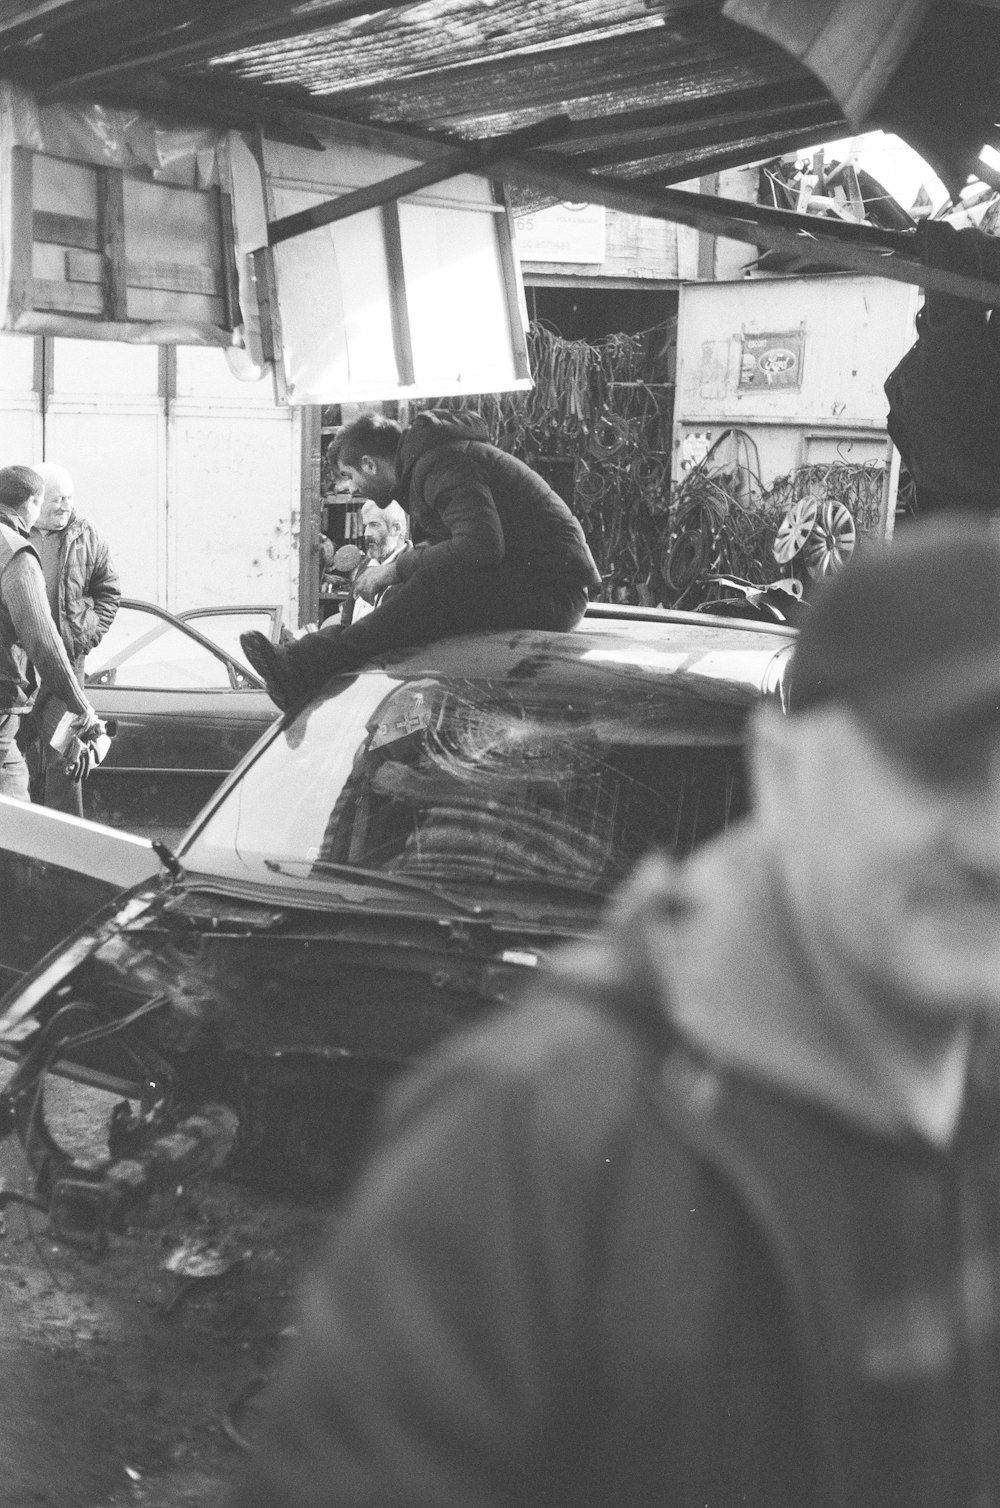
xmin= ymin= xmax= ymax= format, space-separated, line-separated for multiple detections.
xmin=396 ymin=409 xmax=490 ymax=497
xmin=611 ymin=824 xmax=971 ymax=1148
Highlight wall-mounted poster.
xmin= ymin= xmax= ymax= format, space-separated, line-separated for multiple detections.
xmin=739 ymin=330 xmax=805 ymax=389
xmin=515 ymin=202 xmax=606 ymax=263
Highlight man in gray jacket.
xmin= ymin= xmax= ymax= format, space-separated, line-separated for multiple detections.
xmin=242 ymin=411 xmax=601 ymax=709
xmin=230 ymin=515 xmax=1000 ymax=1508
xmin=22 ymin=462 xmax=120 ymax=815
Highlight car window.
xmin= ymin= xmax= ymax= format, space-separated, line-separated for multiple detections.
xmin=85 ymin=603 xmax=236 ymax=690
xmin=179 ymin=609 xmax=278 ymax=669
xmin=184 ymin=668 xmax=749 ymax=904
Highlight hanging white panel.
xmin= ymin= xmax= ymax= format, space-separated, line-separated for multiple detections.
xmin=268 ymin=190 xmax=398 ymax=396
xmin=261 ymin=134 xmax=530 ymax=405
xmin=398 ymin=200 xmax=522 ymax=394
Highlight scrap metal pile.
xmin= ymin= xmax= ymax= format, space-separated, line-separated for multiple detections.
xmin=664 ymin=436 xmax=886 ymax=611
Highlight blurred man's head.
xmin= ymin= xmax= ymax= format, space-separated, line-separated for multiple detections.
xmin=360 ymin=499 xmax=407 ymax=562
xmin=0 ymin=465 xmax=44 ymax=530
xmin=752 ymin=517 xmax=1000 ymax=1017
xmin=337 ymin=416 xmax=402 ymax=508
xmin=34 ymin=462 xmax=75 ymax=533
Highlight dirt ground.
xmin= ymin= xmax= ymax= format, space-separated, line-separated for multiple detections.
xmin=0 ymin=1064 xmax=334 ymax=1508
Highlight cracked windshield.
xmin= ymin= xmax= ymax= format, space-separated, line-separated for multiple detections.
xmin=182 ymin=666 xmax=750 ymax=909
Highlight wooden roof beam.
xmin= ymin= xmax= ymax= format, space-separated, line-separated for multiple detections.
xmin=488 ymin=151 xmax=1000 ymax=307
xmin=563 ymin=100 xmax=842 ymax=169
xmin=549 ymin=77 xmax=827 ymax=147
xmin=624 ymin=120 xmax=851 ymax=185
xmin=266 ymin=115 xmax=572 ymax=245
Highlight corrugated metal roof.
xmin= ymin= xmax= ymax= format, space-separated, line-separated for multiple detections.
xmin=2 ymin=0 xmax=846 ymax=185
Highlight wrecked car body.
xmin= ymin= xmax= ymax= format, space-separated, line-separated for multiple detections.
xmin=0 ymin=609 xmax=793 ymax=1234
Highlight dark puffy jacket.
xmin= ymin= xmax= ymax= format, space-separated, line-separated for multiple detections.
xmin=394 ymin=410 xmax=601 ymax=589
xmin=42 ymin=512 xmax=120 ymax=668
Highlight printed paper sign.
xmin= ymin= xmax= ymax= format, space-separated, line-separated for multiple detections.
xmin=739 ymin=330 xmax=805 ymax=389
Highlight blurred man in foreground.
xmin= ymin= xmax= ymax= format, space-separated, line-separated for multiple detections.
xmin=23 ymin=462 xmax=119 ymax=814
xmin=231 ymin=516 xmax=1000 ymax=1508
xmin=0 ymin=466 xmax=104 ymax=802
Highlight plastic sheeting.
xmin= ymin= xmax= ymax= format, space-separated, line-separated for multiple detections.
xmin=0 ymin=79 xmax=240 ymax=350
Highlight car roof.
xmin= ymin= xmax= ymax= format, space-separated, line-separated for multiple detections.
xmin=336 ymin=605 xmax=795 ymax=704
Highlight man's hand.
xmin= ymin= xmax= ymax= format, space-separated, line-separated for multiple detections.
xmin=72 ymin=708 xmax=105 ymax=744
xmin=64 ymin=739 xmax=97 ymax=783
xmin=354 ymin=560 xmax=396 ymax=604
xmin=63 ymin=709 xmax=109 ymax=782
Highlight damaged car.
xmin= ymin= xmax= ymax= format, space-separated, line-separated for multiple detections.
xmin=0 ymin=606 xmax=793 ymax=1233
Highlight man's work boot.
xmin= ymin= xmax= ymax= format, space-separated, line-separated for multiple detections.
xmin=240 ymin=632 xmax=308 ymax=711
xmin=240 ymin=628 xmax=353 ymax=710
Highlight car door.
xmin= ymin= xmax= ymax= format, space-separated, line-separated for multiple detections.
xmin=83 ymin=599 xmax=278 ymax=843
xmin=176 ymin=605 xmax=284 ymax=672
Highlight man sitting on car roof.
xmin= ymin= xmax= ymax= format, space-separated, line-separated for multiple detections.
xmin=241 ymin=409 xmax=601 ymax=709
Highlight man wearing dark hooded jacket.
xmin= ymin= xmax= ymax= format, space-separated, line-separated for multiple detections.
xmin=241 ymin=410 xmax=601 ymax=709
xmin=230 ymin=516 xmax=1000 ymax=1508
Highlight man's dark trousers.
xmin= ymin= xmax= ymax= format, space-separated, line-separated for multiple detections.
xmin=292 ymin=562 xmax=589 ymax=678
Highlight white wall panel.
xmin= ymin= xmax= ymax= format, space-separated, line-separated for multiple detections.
xmin=43 ymin=407 xmax=164 ymax=601
xmin=0 ymin=332 xmax=40 ymax=462
xmin=0 ymin=339 xmax=302 ymax=624
xmin=168 ymin=405 xmax=299 ymax=614
xmin=51 ymin=338 xmax=159 ymax=397
xmin=0 ymin=331 xmax=35 ymax=391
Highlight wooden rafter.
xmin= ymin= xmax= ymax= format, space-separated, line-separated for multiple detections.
xmin=490 ymin=150 xmax=1000 ymax=306
xmin=266 ymin=116 xmax=572 ymax=245
xmin=629 ymin=120 xmax=851 ymax=186
xmin=549 ymin=76 xmax=827 ymax=147
xmin=563 ymin=100 xmax=841 ymax=170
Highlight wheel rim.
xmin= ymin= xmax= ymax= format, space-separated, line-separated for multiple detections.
xmin=803 ymin=500 xmax=856 ymax=577
xmin=772 ymin=495 xmax=819 ymax=563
